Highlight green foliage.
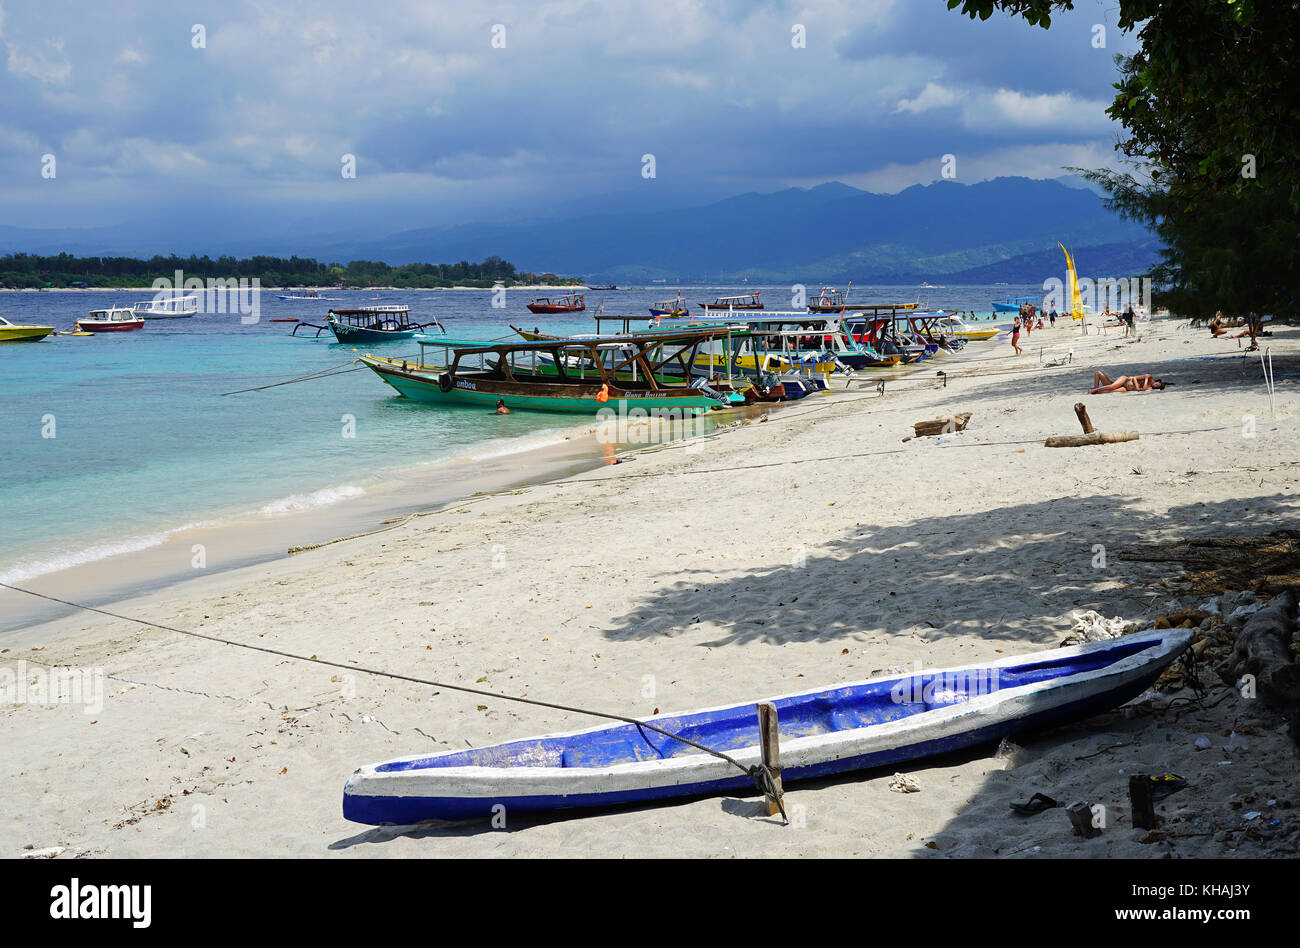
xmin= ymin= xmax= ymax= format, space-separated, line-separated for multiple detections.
xmin=0 ymin=253 xmax=555 ymax=290
xmin=946 ymin=0 xmax=1300 ymax=317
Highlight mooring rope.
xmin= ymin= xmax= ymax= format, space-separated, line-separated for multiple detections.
xmin=219 ymin=360 xmax=364 ymax=396
xmin=0 ymin=582 xmax=783 ymax=807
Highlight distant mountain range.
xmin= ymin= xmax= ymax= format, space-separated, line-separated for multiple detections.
xmin=0 ymin=176 xmax=1159 ymax=283
xmin=319 ymin=176 xmax=1157 ymax=282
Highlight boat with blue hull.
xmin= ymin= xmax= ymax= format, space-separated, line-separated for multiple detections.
xmin=343 ymin=628 xmax=1190 ymax=824
xmin=292 ymin=305 xmax=444 ymax=343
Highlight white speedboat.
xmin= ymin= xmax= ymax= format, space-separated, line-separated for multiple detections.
xmin=76 ymin=307 xmax=145 ymax=332
xmin=132 ymin=292 xmax=199 ymax=319
xmin=933 ymin=313 xmax=1001 ymax=341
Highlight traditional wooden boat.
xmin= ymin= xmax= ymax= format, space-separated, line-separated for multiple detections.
xmin=0 ymin=315 xmax=55 ymax=342
xmin=649 ymin=294 xmax=689 ymax=319
xmin=293 ymin=306 xmax=443 ymax=343
xmin=807 ymin=286 xmax=921 ymax=316
xmin=76 ymin=308 xmax=145 ymax=332
xmin=698 ymin=292 xmax=762 ymax=311
xmin=343 ymin=628 xmax=1191 ymax=824
xmin=357 ymin=330 xmax=744 ymax=413
xmin=588 ymin=284 xmax=618 ymax=291
xmin=526 ymin=294 xmax=585 ymax=315
xmin=132 ymin=292 xmax=199 ymax=319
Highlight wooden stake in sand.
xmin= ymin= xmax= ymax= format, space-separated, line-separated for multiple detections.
xmin=1073 ymin=402 xmax=1095 ymax=434
xmin=1045 ymin=431 xmax=1139 ymax=448
xmin=756 ymin=702 xmax=785 ymax=817
xmin=1129 ymin=774 xmax=1157 ymax=830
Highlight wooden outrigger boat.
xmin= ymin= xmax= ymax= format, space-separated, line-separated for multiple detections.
xmin=343 ymin=628 xmax=1192 ymax=824
xmin=807 ymin=286 xmax=922 ymax=316
xmin=699 ymin=291 xmax=762 ymax=311
xmin=526 ymin=293 xmax=585 ymax=315
xmin=292 ymin=306 xmax=444 ymax=343
xmin=648 ymin=294 xmax=689 ymax=319
xmin=0 ymin=315 xmax=55 ymax=342
xmin=357 ymin=330 xmax=747 ymax=413
xmin=76 ymin=307 xmax=145 ymax=332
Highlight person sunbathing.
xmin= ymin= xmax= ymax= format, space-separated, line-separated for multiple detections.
xmin=1209 ymin=311 xmax=1227 ymax=336
xmin=1090 ymin=370 xmax=1166 ymax=393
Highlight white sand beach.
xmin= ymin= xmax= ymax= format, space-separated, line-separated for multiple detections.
xmin=4 ymin=317 xmax=1298 ymax=859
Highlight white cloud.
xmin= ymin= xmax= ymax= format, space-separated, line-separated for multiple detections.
xmin=896 ymin=82 xmax=962 ymax=114
xmin=971 ymin=88 xmax=1112 ymax=130
xmin=6 ymin=35 xmax=71 ymax=84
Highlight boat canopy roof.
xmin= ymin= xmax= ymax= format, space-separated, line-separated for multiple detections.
xmin=419 ymin=326 xmax=751 ymax=358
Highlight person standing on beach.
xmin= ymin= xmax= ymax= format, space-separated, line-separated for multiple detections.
xmin=1049 ymin=308 xmax=1057 ymax=327
xmin=1011 ymin=316 xmax=1022 ymax=355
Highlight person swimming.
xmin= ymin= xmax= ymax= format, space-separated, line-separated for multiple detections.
xmin=495 ymin=398 xmax=511 ymax=414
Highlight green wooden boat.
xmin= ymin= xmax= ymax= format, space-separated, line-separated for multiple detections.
xmin=357 ymin=331 xmax=748 ymax=414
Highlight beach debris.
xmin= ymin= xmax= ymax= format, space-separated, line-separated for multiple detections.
xmin=1152 ymin=608 xmax=1212 ymax=629
xmin=21 ymin=846 xmax=64 ymax=859
xmin=1060 ymin=609 xmax=1135 ymax=646
xmin=994 ymin=736 xmax=1023 ymax=768
xmin=1009 ymin=793 xmax=1059 ymax=816
xmin=888 ymin=772 xmax=921 ymax=793
xmin=1045 ymin=431 xmax=1139 ymax=448
xmin=1225 ymin=731 xmax=1249 ymax=752
xmin=911 ymin=412 xmax=971 ymax=438
xmin=1227 ymin=590 xmax=1300 ymax=728
xmin=1194 ymin=737 xmax=1213 ymax=750
xmin=1065 ymin=801 xmax=1102 ymax=838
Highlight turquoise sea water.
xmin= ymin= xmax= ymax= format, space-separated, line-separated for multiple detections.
xmin=0 ymin=283 xmax=1034 ymax=589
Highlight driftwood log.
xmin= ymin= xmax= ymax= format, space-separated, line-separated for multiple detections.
xmin=1045 ymin=431 xmax=1140 ymax=448
xmin=913 ymin=412 xmax=971 ymax=437
xmin=1229 ymin=590 xmax=1300 ymax=707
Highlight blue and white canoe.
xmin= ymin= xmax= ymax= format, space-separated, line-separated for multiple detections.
xmin=342 ymin=628 xmax=1190 ymax=825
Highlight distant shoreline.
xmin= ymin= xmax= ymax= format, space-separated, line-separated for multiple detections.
xmin=0 ymin=284 xmax=584 ymax=293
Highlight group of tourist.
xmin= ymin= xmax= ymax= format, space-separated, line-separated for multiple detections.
xmin=1009 ymin=304 xmax=1060 ymax=356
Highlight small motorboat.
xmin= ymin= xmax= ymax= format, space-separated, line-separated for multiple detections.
xmin=526 ymin=294 xmax=585 ymax=315
xmin=0 ymin=315 xmax=55 ymax=342
xmin=132 ymin=292 xmax=199 ymax=319
xmin=76 ymin=308 xmax=145 ymax=332
xmin=343 ymin=628 xmax=1191 ymax=824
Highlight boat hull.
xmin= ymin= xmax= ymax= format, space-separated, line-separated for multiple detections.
xmin=329 ymin=323 xmax=418 ymax=343
xmin=526 ymin=304 xmax=585 ymax=314
xmin=343 ymin=629 xmax=1190 ymax=824
xmin=0 ymin=326 xmax=54 ymax=342
xmin=75 ymin=319 xmax=145 ymax=332
xmin=360 ymin=357 xmax=721 ymax=414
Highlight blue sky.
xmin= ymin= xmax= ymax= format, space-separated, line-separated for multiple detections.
xmin=0 ymin=0 xmax=1139 ymax=240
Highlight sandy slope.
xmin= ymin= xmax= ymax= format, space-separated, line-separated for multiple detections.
xmin=3 ymin=317 xmax=1298 ymax=859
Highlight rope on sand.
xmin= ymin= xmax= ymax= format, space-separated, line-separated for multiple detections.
xmin=0 ymin=581 xmax=784 ymax=813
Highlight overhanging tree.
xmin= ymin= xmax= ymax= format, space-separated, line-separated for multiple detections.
xmin=947 ymin=0 xmax=1299 ymax=317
